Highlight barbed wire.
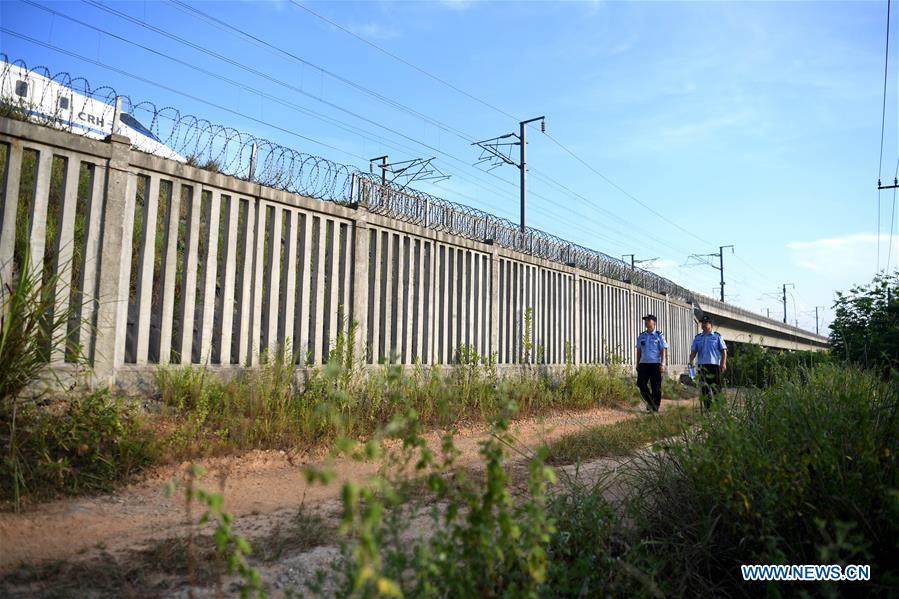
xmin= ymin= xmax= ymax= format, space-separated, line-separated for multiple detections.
xmin=0 ymin=54 xmax=353 ymax=199
xmin=0 ymin=55 xmax=823 ymax=335
xmin=353 ymin=173 xmax=705 ymax=303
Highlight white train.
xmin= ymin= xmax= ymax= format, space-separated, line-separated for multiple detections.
xmin=1 ymin=60 xmax=184 ymax=161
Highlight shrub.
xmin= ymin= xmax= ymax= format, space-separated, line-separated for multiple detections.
xmin=628 ymin=365 xmax=899 ymax=595
xmin=725 ymin=341 xmax=829 ymax=388
xmin=307 ymin=388 xmax=557 ymax=597
xmin=0 ymin=390 xmax=156 ymax=505
xmin=156 ymin=342 xmax=635 ymax=462
xmin=830 ymin=271 xmax=899 ymax=375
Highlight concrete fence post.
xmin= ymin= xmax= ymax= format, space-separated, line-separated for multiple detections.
xmin=248 ymin=143 xmax=257 ymax=182
xmin=351 ymin=207 xmax=371 ymax=365
xmin=572 ymin=271 xmax=581 ymax=365
xmin=92 ymin=134 xmax=136 ymax=387
xmin=489 ymin=249 xmax=500 ymax=361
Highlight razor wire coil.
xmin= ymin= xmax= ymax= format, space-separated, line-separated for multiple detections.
xmin=3 ymin=53 xmax=817 ymax=328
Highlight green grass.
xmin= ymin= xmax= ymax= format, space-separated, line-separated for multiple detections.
xmin=253 ymin=503 xmax=336 ymax=562
xmin=154 ymin=345 xmax=636 ymax=462
xmin=541 ymin=365 xmax=899 ymax=597
xmin=545 ymin=405 xmax=695 ymax=465
xmin=661 ymin=375 xmax=695 ymax=399
xmin=0 ymin=390 xmax=156 ymax=506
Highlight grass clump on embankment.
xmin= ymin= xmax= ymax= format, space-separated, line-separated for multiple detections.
xmin=0 ymin=390 xmax=156 ymax=507
xmin=0 ymin=248 xmax=156 ymax=508
xmin=542 ymin=365 xmax=899 ymax=596
xmin=154 ymin=341 xmax=636 ymax=461
xmin=545 ymin=404 xmax=694 ymax=465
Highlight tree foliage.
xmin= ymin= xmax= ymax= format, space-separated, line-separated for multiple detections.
xmin=829 ymin=272 xmax=899 ymax=374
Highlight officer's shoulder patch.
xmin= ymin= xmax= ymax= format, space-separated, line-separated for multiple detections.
xmin=714 ymin=332 xmax=721 ymax=336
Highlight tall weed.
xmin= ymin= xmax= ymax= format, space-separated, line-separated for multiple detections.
xmin=156 ymin=339 xmax=635 ymax=461
xmin=624 ymin=365 xmax=897 ymax=595
xmin=0 ymin=390 xmax=155 ymax=505
xmin=306 ymin=372 xmax=557 ymax=597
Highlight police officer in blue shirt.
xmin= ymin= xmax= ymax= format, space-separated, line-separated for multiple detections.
xmin=689 ymin=315 xmax=728 ymax=411
xmin=635 ymin=314 xmax=668 ymax=412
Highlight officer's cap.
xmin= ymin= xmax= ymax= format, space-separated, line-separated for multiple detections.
xmin=699 ymin=315 xmax=714 ymax=323
xmin=642 ymin=314 xmax=657 ymax=321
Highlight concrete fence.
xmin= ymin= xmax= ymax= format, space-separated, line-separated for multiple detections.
xmin=0 ymin=118 xmax=697 ymax=389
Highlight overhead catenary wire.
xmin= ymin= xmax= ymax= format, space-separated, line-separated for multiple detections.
xmin=84 ymin=0 xmax=556 ymax=214
xmin=886 ymin=157 xmax=899 ymax=271
xmin=0 ymin=28 xmax=374 ymax=161
xmin=54 ymin=0 xmax=710 ymax=268
xmin=164 ymin=0 xmax=693 ymax=256
xmin=162 ymin=0 xmax=482 ymax=145
xmin=285 ymin=5 xmax=790 ymax=301
xmin=28 ymin=1 xmax=539 ymax=213
xmin=10 ymin=3 xmax=774 ymax=309
xmin=159 ymin=0 xmax=720 ymax=264
xmin=877 ymin=0 xmax=893 ymax=271
xmin=19 ymin=0 xmax=532 ymax=217
xmin=1 ymin=29 xmax=646 ymax=255
xmin=288 ymin=0 xmax=521 ymax=124
xmin=289 ymin=0 xmax=738 ymax=258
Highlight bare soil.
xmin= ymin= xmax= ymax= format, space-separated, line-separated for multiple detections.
xmin=0 ymin=398 xmax=694 ymax=597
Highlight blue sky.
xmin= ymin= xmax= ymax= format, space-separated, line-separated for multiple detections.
xmin=2 ymin=0 xmax=896 ymax=334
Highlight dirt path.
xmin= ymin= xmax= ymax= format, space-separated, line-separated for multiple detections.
xmin=0 ymin=401 xmax=681 ymax=572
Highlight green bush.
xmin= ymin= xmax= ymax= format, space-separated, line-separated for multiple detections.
xmin=305 ymin=385 xmax=557 ymax=598
xmin=724 ymin=341 xmax=829 ymax=388
xmin=630 ymin=365 xmax=898 ymax=595
xmin=543 ymin=477 xmax=653 ymax=597
xmin=1 ymin=390 xmax=156 ymax=505
xmin=830 ymin=271 xmax=899 ymax=375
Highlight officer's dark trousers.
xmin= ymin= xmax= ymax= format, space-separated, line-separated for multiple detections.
xmin=636 ymin=363 xmax=662 ymax=412
xmin=697 ymin=364 xmax=722 ymax=411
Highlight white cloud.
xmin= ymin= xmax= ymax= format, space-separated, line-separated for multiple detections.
xmin=348 ymin=22 xmax=401 ymax=41
xmin=439 ymin=0 xmax=481 ymax=11
xmin=645 ymin=258 xmax=678 ymax=269
xmin=264 ymin=0 xmax=288 ymax=12
xmin=659 ymin=112 xmax=747 ymax=143
xmin=786 ymin=233 xmax=892 ymax=276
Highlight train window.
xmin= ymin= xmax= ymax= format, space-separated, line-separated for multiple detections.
xmin=58 ymin=97 xmax=69 ymax=110
xmin=14 ymin=80 xmax=27 ymax=97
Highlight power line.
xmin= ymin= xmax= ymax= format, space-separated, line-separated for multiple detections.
xmin=33 ymin=1 xmax=540 ymax=214
xmin=10 ymin=3 xmax=769 ymax=302
xmin=68 ymin=1 xmax=707 ymax=269
xmin=99 ymin=0 xmax=729 ymax=270
xmin=527 ymin=167 xmax=700 ymax=260
xmin=0 ymin=28 xmax=645 ymax=257
xmin=877 ymin=0 xmax=893 ymax=271
xmin=167 ymin=1 xmax=718 ymax=260
xmin=163 ymin=0 xmax=481 ymax=145
xmin=20 ymin=0 xmax=538 ymax=219
xmin=541 ymin=130 xmax=712 ymax=249
xmin=288 ymin=0 xmax=521 ymax=124
xmin=211 ymin=0 xmax=778 ymax=300
xmin=878 ymin=0 xmax=893 ymax=185
xmin=0 ymin=28 xmax=371 ymax=160
xmin=886 ymin=158 xmax=899 ymax=271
